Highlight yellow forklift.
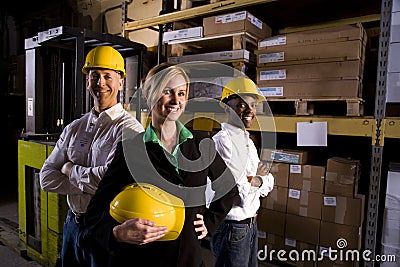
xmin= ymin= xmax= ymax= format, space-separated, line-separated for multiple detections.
xmin=18 ymin=26 xmax=145 ymax=266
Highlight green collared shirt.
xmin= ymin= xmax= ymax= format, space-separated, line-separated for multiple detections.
xmin=144 ymin=121 xmax=193 ymax=173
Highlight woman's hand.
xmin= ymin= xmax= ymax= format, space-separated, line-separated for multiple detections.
xmin=112 ymin=218 xmax=168 ymax=245
xmin=194 ymin=214 xmax=208 ymax=239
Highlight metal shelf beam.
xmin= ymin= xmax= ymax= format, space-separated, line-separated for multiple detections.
xmin=123 ymin=0 xmax=277 ymax=33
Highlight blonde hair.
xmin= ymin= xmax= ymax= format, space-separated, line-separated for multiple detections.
xmin=142 ymin=63 xmax=190 ymax=110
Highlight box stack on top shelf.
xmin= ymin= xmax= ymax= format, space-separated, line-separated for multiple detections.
xmin=257 ymin=149 xmax=365 ymax=267
xmin=255 ymin=24 xmax=367 ymax=116
xmin=167 ymin=10 xmax=271 ymax=75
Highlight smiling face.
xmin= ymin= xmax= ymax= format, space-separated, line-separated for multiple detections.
xmin=87 ymin=69 xmax=123 ymax=113
xmin=151 ymin=73 xmax=188 ymax=123
xmin=226 ymin=94 xmax=258 ymax=129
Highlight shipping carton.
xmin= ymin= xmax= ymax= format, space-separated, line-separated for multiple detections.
xmin=258 ymin=79 xmax=362 ymax=98
xmin=257 ymin=208 xmax=286 ymax=236
xmin=285 ymin=213 xmax=321 ymax=244
xmin=258 ymin=233 xmax=285 ymax=262
xmin=321 ymin=194 xmax=365 ymax=226
xmin=381 ymin=208 xmax=400 ymax=247
xmin=325 ymin=157 xmax=360 ymax=197
xmin=163 ymin=26 xmax=203 ymax=43
xmin=289 ymin=165 xmax=326 ymax=193
xmin=203 ymin=10 xmax=271 ymax=39
xmin=255 ymin=40 xmax=365 ymax=66
xmin=284 ymin=239 xmax=318 ymax=267
xmin=286 ymin=189 xmax=322 ymax=220
xmin=264 ymin=162 xmax=290 ymax=187
xmin=258 ymin=24 xmax=365 ymax=50
xmin=261 ymin=148 xmax=314 ymax=165
xmin=261 ymin=186 xmax=288 ymax=212
xmin=256 ymin=61 xmax=363 ymax=84
xmin=319 ymin=221 xmax=362 ymax=250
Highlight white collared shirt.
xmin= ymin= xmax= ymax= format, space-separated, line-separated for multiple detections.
xmin=212 ymin=122 xmax=274 ymax=221
xmin=39 ymin=103 xmax=144 ymax=214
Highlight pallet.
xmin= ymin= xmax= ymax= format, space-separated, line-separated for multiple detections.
xmin=169 ymin=31 xmax=258 ymax=57
xmin=263 ymin=97 xmax=364 ymax=117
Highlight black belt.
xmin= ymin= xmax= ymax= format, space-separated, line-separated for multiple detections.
xmin=71 ymin=211 xmax=85 ymax=224
xmin=224 ymin=216 xmax=256 ymax=225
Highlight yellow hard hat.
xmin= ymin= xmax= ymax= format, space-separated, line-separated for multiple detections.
xmin=109 ymin=183 xmax=185 ymax=241
xmin=82 ymin=46 xmax=126 ymax=77
xmin=220 ymin=77 xmax=265 ymax=104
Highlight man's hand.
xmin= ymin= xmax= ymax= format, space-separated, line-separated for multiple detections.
xmin=194 ymin=214 xmax=208 ymax=239
xmin=112 ymin=218 xmax=168 ymax=245
xmin=61 ymin=161 xmax=74 ymax=177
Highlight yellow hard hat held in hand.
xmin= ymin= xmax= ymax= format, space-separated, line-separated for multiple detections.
xmin=109 ymin=183 xmax=185 ymax=241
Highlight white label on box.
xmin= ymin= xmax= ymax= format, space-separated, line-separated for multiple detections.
xmin=260 ymin=36 xmax=287 ymax=48
xmin=289 ymin=189 xmax=301 ymax=199
xmin=259 ymin=87 xmax=284 ymax=97
xmin=319 ymin=246 xmax=330 ymax=257
xmin=247 ymin=13 xmax=263 ymax=30
xmin=215 ymin=11 xmax=246 ymax=24
xmin=27 ymin=98 xmax=34 ymax=116
xmin=258 ymin=231 xmax=267 ymax=238
xmin=290 ymin=164 xmax=302 ymax=174
xmin=163 ymin=26 xmax=203 ymax=42
xmin=259 ymin=52 xmax=284 ymax=63
xmin=285 ymin=238 xmax=296 ymax=247
xmin=260 ymin=69 xmax=286 ymax=80
xmin=323 ymin=196 xmax=337 ymax=206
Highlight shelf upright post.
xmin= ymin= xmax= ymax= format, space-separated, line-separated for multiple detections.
xmin=364 ymin=0 xmax=392 ymax=266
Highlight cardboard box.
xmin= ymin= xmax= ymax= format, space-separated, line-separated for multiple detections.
xmin=261 ymin=186 xmax=288 ymax=212
xmin=289 ymin=165 xmax=326 ymax=193
xmin=317 ymin=249 xmax=358 ymax=267
xmin=286 ymin=189 xmax=322 ymax=220
xmin=258 ymin=24 xmax=365 ymax=50
xmin=321 ymin=194 xmax=365 ymax=226
xmin=381 ymin=208 xmax=400 ymax=247
xmin=258 ymin=233 xmax=285 ymax=262
xmin=261 ymin=149 xmax=313 ymax=165
xmin=284 ymin=239 xmax=318 ymax=267
xmin=257 ymin=208 xmax=286 ymax=236
xmin=385 ymin=168 xmax=400 ymax=209
xmin=163 ymin=26 xmax=203 ymax=43
xmin=325 ymin=157 xmax=360 ymax=197
xmin=386 ymin=72 xmax=400 ymax=103
xmin=256 ymin=61 xmax=363 ymax=83
xmin=388 ymin=43 xmax=400 ymax=72
xmin=265 ymin=162 xmax=290 ymax=187
xmin=203 ymin=10 xmax=271 ymax=39
xmin=255 ymin=40 xmax=365 ymax=66
xmin=285 ymin=213 xmax=321 ymax=245
xmin=167 ymin=49 xmax=254 ymax=64
xmin=319 ymin=221 xmax=362 ymax=250
xmin=258 ymin=79 xmax=362 ymax=98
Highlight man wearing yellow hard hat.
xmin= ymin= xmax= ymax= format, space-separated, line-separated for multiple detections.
xmin=39 ymin=46 xmax=144 ymax=266
xmin=80 ymin=62 xmax=239 ymax=266
xmin=210 ymin=77 xmax=275 ymax=267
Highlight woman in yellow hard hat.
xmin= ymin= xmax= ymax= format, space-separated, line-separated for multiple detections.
xmin=80 ymin=62 xmax=239 ymax=266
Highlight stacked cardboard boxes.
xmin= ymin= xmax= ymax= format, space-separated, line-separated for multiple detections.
xmin=254 ymin=24 xmax=367 ymax=98
xmin=318 ymin=157 xmax=364 ymax=267
xmin=257 ymin=151 xmax=366 ymax=267
xmin=258 ymin=148 xmax=322 ymax=266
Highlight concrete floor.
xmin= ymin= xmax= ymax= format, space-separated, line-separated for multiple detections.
xmin=0 ymin=190 xmax=42 ymax=267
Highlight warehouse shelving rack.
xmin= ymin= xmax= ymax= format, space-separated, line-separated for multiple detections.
xmin=122 ymin=1 xmax=398 ymax=266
